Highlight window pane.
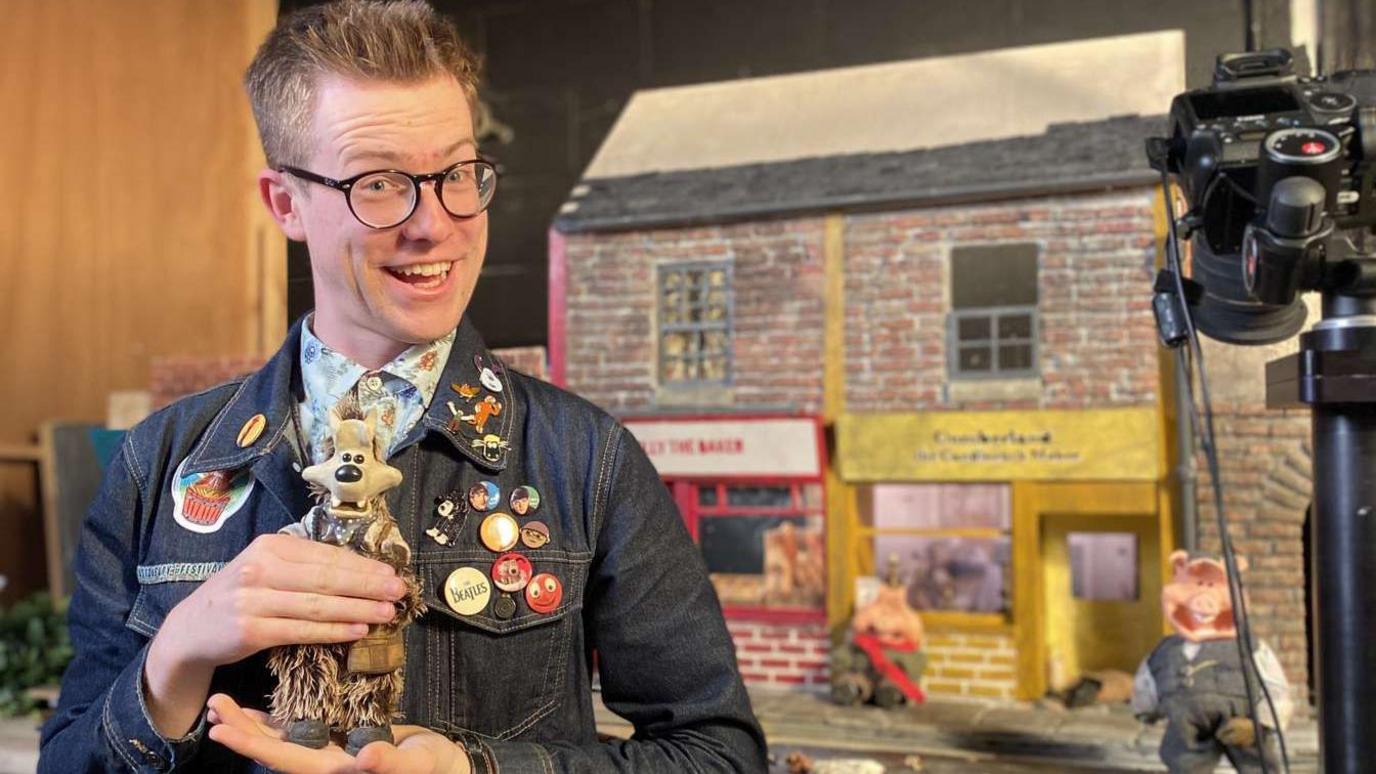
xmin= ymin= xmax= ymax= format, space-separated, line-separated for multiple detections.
xmin=998 ymin=314 xmax=1032 ymax=340
xmin=1069 ymin=532 xmax=1139 ymax=601
xmin=698 ymin=485 xmax=718 ymax=506
xmin=702 ymin=356 xmax=728 ymax=381
xmin=957 ymin=316 xmax=991 ymax=341
xmin=702 ymin=516 xmax=824 ymax=609
xmin=999 ymin=344 xmax=1033 ymax=371
xmin=959 ymin=346 xmax=991 ymax=372
xmin=951 ymin=243 xmax=1038 ymax=309
xmin=873 ymin=535 xmax=1010 ymax=613
xmin=725 ymin=485 xmax=793 ymax=508
xmin=866 ymin=484 xmax=1010 ymax=530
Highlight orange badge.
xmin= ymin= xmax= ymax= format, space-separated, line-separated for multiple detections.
xmin=237 ymin=414 xmax=267 ymax=447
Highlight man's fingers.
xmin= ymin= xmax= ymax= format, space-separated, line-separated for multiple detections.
xmin=260 ymin=560 xmax=407 ymax=601
xmin=271 ymin=534 xmax=397 ymax=576
xmin=249 ymin=618 xmax=370 ymax=647
xmin=251 ymin=589 xmax=398 ymax=625
xmin=355 ymin=740 xmax=429 ymax=774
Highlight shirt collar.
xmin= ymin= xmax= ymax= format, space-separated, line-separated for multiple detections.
xmin=298 ymin=318 xmax=455 ymax=417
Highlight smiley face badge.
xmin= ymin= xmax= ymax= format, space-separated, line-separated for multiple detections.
xmin=525 ymin=573 xmax=563 ymax=614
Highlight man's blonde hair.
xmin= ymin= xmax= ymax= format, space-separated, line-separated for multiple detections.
xmin=244 ymin=0 xmax=482 ymax=167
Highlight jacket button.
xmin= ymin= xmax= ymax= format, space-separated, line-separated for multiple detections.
xmin=493 ymin=593 xmax=517 ymax=620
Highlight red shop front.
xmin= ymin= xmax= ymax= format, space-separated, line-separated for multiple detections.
xmin=622 ymin=414 xmax=832 ymax=691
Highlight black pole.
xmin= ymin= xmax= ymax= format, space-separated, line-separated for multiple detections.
xmin=1268 ymin=298 xmax=1376 ymax=773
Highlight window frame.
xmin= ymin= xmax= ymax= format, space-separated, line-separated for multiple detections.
xmin=657 ymin=261 xmax=734 ymax=387
xmin=672 ymin=478 xmax=827 ymax=624
xmin=946 ymin=242 xmax=1041 ymax=381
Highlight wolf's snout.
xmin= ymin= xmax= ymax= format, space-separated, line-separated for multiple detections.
xmin=335 ymin=464 xmax=363 ymax=483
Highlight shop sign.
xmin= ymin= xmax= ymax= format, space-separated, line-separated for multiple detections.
xmin=838 ymin=407 xmax=1161 ymax=481
xmin=624 ymin=416 xmax=822 ymax=478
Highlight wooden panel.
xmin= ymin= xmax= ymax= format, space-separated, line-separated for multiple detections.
xmin=0 ymin=0 xmax=278 ymax=598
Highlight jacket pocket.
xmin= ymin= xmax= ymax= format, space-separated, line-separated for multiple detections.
xmin=416 ymin=549 xmax=591 ymax=739
xmin=125 ymin=562 xmax=222 ymax=637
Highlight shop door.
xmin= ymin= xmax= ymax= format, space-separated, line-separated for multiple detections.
xmin=1039 ymin=501 xmax=1162 ymax=692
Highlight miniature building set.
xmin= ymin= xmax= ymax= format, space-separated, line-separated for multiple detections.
xmin=549 ymin=31 xmax=1312 ymax=707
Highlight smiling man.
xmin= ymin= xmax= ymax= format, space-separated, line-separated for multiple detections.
xmin=38 ymin=2 xmax=765 ymax=772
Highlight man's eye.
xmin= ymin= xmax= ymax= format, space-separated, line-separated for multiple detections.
xmin=365 ymin=179 xmax=397 ymax=192
xmin=446 ymin=167 xmax=471 ymax=184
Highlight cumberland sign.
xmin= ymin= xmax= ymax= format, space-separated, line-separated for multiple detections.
xmin=837 ymin=407 xmax=1161 ymax=481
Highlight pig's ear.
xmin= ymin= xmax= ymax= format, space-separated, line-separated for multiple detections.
xmin=327 ymin=409 xmax=342 ymax=436
xmin=1169 ymin=550 xmax=1190 ymax=576
xmin=363 ymin=407 xmax=380 ymax=437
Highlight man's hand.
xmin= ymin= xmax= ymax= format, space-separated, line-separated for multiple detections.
xmin=144 ymin=534 xmax=405 ymax=737
xmin=207 ymin=693 xmax=472 ymax=774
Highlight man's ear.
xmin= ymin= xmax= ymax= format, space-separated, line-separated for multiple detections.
xmin=258 ymin=168 xmax=308 ymax=242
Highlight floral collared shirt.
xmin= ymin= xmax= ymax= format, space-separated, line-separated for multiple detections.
xmin=297 ymin=318 xmax=455 ymax=464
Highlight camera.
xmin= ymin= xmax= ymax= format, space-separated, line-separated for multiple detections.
xmin=1147 ymin=48 xmax=1376 ymax=344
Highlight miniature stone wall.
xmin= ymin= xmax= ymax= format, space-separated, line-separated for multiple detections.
xmin=923 ymin=630 xmax=1019 ymax=699
xmin=727 ymin=619 xmax=831 ymax=691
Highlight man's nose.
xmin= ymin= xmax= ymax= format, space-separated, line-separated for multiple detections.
xmin=401 ymin=181 xmax=454 ymax=241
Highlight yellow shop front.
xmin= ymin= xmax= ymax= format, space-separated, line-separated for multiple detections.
xmin=834 ymin=407 xmax=1173 ymax=700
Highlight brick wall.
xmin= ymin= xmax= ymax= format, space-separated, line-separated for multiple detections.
xmin=563 ymin=219 xmax=825 ymax=413
xmin=727 ymin=619 xmax=831 ymax=691
xmin=843 ymin=190 xmax=1160 ymax=412
xmin=923 ymin=630 xmax=1019 ymax=699
xmin=1193 ymin=402 xmax=1312 ymax=711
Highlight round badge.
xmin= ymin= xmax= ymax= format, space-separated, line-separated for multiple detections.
xmin=520 ymin=521 xmax=550 ymax=549
xmin=509 ymin=485 xmax=541 ymax=516
xmin=493 ymin=594 xmax=517 ymax=620
xmin=525 ymin=573 xmax=562 ymax=614
xmin=491 ymin=552 xmax=533 ymax=592
xmin=443 ymin=567 xmax=491 ymax=616
xmin=468 ymin=481 xmax=500 ymax=512
xmin=479 ymin=512 xmax=520 ymax=552
xmin=480 ymin=367 xmax=502 ymax=393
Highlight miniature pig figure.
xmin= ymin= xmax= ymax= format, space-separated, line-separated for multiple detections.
xmin=268 ymin=405 xmax=425 ymax=755
xmin=831 ymin=562 xmax=927 ymax=709
xmin=1132 ymin=550 xmax=1291 ymax=774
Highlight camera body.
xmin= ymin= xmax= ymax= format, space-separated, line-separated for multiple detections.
xmin=1149 ymin=49 xmax=1376 ymax=343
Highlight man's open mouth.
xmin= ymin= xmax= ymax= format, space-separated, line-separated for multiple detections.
xmin=386 ymin=261 xmax=453 ymax=289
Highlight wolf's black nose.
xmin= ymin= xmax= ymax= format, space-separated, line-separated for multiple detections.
xmin=335 ymin=464 xmax=362 ymax=483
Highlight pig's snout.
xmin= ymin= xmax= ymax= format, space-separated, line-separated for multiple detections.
xmin=335 ymin=464 xmax=363 ymax=483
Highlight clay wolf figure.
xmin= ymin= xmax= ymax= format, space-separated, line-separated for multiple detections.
xmin=267 ymin=403 xmax=425 ymax=755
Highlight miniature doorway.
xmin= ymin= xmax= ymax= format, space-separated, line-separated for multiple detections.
xmin=1041 ymin=512 xmax=1161 ymax=690
xmin=1013 ymin=481 xmax=1167 ymax=698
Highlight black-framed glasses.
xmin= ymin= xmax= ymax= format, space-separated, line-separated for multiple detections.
xmin=277 ymin=159 xmax=499 ymax=229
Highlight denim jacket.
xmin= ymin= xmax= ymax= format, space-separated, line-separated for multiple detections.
xmin=39 ymin=317 xmax=767 ymax=773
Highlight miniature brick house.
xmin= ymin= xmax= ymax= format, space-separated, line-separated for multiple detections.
xmin=549 ymin=33 xmax=1311 ymax=705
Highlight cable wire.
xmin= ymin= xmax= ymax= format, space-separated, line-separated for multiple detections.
xmin=1160 ymin=169 xmax=1292 ymax=773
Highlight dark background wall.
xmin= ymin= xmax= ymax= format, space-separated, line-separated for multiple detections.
xmin=282 ymin=0 xmax=1297 ymax=347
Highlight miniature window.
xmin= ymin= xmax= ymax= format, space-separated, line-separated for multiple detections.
xmin=1068 ymin=532 xmax=1139 ymax=601
xmin=693 ymin=482 xmax=825 ymax=614
xmin=658 ymin=263 xmax=732 ymax=385
xmin=948 ymin=244 xmax=1039 ymax=379
xmin=862 ymin=483 xmax=1011 ymax=615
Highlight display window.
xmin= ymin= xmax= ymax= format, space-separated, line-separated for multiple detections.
xmin=859 ymin=482 xmax=1012 ymax=624
xmin=678 ymin=481 xmax=826 ymax=620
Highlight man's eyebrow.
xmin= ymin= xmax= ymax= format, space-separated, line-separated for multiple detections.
xmin=344 ymin=138 xmax=478 ymax=167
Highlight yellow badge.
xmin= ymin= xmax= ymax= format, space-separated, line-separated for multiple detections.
xmin=237 ymin=414 xmax=268 ymax=448
xmin=444 ymin=567 xmax=491 ymax=616
xmin=479 ymin=513 xmax=520 ymax=553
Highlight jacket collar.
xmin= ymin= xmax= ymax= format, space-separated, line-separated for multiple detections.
xmin=416 ymin=315 xmax=518 ymax=471
xmin=183 ymin=315 xmax=517 ymax=477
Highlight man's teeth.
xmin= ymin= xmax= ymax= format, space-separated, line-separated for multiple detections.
xmin=392 ymin=261 xmax=452 ymax=277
